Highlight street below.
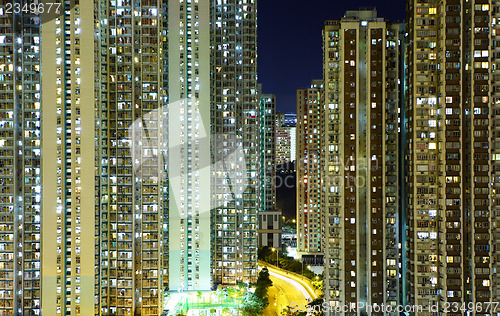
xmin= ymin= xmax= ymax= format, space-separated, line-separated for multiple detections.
xmin=261 ymin=265 xmax=313 ymax=316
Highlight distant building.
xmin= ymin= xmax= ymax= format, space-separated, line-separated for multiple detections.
xmin=275 ymin=112 xmax=297 ymax=167
xmin=281 ymin=230 xmax=297 ymax=249
xmin=258 ymin=212 xmax=282 ymax=249
xmin=283 ymin=113 xmax=298 ymax=127
xmin=322 ymin=9 xmax=403 ymax=312
xmin=296 ymin=80 xmax=323 ymax=257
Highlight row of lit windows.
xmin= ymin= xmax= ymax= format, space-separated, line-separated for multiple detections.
xmin=0 ymin=9 xmax=41 ymax=315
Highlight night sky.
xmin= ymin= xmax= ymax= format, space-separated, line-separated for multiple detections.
xmin=258 ymin=0 xmax=407 ymax=113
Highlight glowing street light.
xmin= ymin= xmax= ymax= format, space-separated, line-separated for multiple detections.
xmin=271 ymin=247 xmax=278 ymax=268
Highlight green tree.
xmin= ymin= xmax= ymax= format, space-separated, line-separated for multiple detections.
xmin=280 ymin=306 xmax=305 ymax=316
xmin=239 ymin=292 xmax=265 ymax=316
xmin=258 ymin=246 xmax=319 ymax=280
xmin=306 ymin=296 xmax=325 ymax=315
xmin=254 ymin=268 xmax=273 ymax=307
xmin=258 ymin=246 xmax=273 ymax=262
xmin=238 ymin=281 xmax=246 ymax=291
xmin=311 ymin=278 xmax=323 ymax=291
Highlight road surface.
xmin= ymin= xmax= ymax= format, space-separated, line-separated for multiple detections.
xmin=264 ymin=282 xmax=280 ymax=316
xmin=264 ymin=264 xmax=318 ymax=300
xmin=262 ymin=266 xmax=313 ymax=316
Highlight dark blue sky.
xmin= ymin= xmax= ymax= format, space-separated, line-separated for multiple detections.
xmin=258 ymin=0 xmax=407 ymax=112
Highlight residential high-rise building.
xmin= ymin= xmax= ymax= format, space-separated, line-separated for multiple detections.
xmin=41 ymin=1 xmax=99 ymax=314
xmin=168 ymin=0 xmax=212 ymax=293
xmin=211 ymin=0 xmax=259 ymax=286
xmin=322 ymin=10 xmax=403 ymax=313
xmin=0 ymin=7 xmax=41 ymax=315
xmin=259 ymin=93 xmax=276 ymax=213
xmin=296 ymin=80 xmax=323 ymax=256
xmin=491 ymin=1 xmax=500 ymax=307
xmin=275 ymin=112 xmax=297 ymax=166
xmin=42 ymin=1 xmax=171 ymax=314
xmin=257 ymin=93 xmax=282 ymax=249
xmin=406 ymin=0 xmax=498 ymax=311
xmin=37 ymin=1 xmax=259 ymax=315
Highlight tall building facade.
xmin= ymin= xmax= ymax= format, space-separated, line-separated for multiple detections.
xmin=257 ymin=93 xmax=282 ymax=249
xmin=406 ymin=0 xmax=498 ymax=311
xmin=322 ymin=10 xmax=403 ymax=313
xmin=0 ymin=6 xmax=41 ymax=315
xmin=42 ymin=0 xmax=171 ymax=314
xmin=168 ymin=0 xmax=212 ymax=293
xmin=36 ymin=1 xmax=259 ymax=316
xmin=492 ymin=0 xmax=500 ymax=306
xmin=259 ymin=93 xmax=276 ymax=213
xmin=296 ymin=80 xmax=323 ymax=256
xmin=210 ymin=0 xmax=259 ymax=286
xmin=41 ymin=1 xmax=98 ymax=314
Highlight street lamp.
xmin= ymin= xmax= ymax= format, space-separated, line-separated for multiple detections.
xmin=272 ymin=247 xmax=278 ymax=268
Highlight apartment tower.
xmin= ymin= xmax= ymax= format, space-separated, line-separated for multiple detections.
xmin=259 ymin=93 xmax=276 ymax=217
xmin=257 ymin=93 xmax=281 ymax=249
xmin=38 ymin=0 xmax=258 ymax=315
xmin=41 ymin=1 xmax=98 ymax=314
xmin=322 ymin=10 xmax=403 ymax=313
xmin=297 ymin=80 xmax=323 ymax=256
xmin=211 ymin=0 xmax=259 ymax=285
xmin=0 ymin=6 xmax=41 ymax=315
xmin=41 ymin=0 xmax=172 ymax=314
xmin=168 ymin=0 xmax=212 ymax=293
xmin=406 ymin=0 xmax=498 ymax=312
